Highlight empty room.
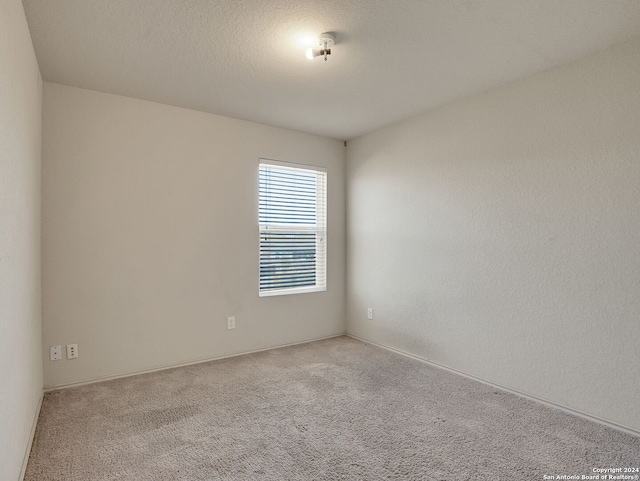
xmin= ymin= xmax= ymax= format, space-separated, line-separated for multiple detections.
xmin=2 ymin=0 xmax=640 ymax=479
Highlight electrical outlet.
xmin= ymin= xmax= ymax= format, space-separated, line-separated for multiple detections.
xmin=367 ymin=308 xmax=373 ymax=320
xmin=50 ymin=345 xmax=62 ymax=361
xmin=66 ymin=344 xmax=78 ymax=359
xmin=227 ymin=316 xmax=236 ymax=330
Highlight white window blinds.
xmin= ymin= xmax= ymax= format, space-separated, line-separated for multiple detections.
xmin=259 ymin=160 xmax=327 ymax=296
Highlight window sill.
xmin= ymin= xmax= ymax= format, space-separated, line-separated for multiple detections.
xmin=259 ymin=286 xmax=326 ymax=297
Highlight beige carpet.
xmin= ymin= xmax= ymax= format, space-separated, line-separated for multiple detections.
xmin=26 ymin=336 xmax=639 ymax=480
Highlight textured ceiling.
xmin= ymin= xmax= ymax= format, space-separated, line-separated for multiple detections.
xmin=23 ymin=0 xmax=640 ymax=140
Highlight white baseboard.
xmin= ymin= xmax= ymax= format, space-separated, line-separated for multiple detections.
xmin=44 ymin=332 xmax=346 ymax=392
xmin=346 ymin=333 xmax=640 ymax=438
xmin=19 ymin=391 xmax=43 ymax=481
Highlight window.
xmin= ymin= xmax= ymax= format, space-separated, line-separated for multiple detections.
xmin=259 ymin=160 xmax=327 ymax=296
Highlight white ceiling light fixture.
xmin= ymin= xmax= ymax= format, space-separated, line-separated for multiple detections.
xmin=305 ymin=32 xmax=335 ymax=61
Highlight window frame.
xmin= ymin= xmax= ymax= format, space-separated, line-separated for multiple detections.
xmin=258 ymin=159 xmax=327 ymax=297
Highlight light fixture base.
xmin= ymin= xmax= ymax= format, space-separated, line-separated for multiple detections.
xmin=317 ymin=33 xmax=335 ymax=48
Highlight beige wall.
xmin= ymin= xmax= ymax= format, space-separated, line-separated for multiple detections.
xmin=42 ymin=83 xmax=345 ymax=388
xmin=346 ymin=39 xmax=640 ymax=432
xmin=0 ymin=1 xmax=43 ymax=479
